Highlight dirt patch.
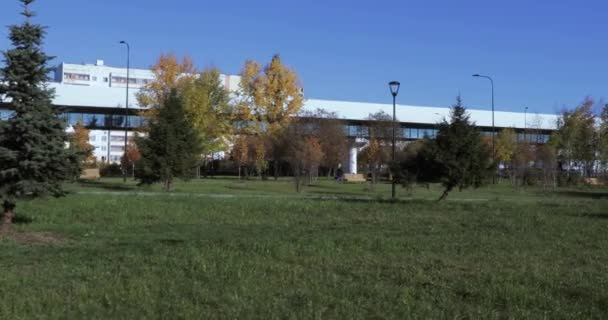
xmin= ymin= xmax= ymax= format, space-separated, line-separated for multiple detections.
xmin=2 ymin=231 xmax=66 ymax=245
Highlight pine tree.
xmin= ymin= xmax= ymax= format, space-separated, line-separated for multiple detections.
xmin=0 ymin=0 xmax=74 ymax=234
xmin=135 ymin=89 xmax=202 ymax=191
xmin=434 ymin=96 xmax=492 ymax=200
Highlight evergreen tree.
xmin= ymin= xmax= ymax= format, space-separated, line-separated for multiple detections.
xmin=434 ymin=97 xmax=492 ymax=200
xmin=135 ymin=89 xmax=202 ymax=191
xmin=0 ymin=0 xmax=74 ymax=234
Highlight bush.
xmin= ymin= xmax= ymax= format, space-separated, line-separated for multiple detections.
xmin=557 ymin=171 xmax=582 ymax=187
xmin=100 ymin=163 xmax=123 ymax=177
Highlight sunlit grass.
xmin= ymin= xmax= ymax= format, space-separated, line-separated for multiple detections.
xmin=1 ymin=178 xmax=607 ymax=318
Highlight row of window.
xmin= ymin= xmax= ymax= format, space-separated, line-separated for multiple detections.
xmin=111 ymin=76 xmax=150 ymax=86
xmin=345 ymin=125 xmax=438 ymax=139
xmin=62 ymin=113 xmax=145 ymax=128
xmin=345 ymin=124 xmax=550 ymax=142
xmin=63 ymin=72 xmax=151 ymax=86
xmin=4 ymin=110 xmax=553 ymax=144
xmin=94 ymin=145 xmax=124 ymax=152
xmin=89 ymin=135 xmax=127 ymax=142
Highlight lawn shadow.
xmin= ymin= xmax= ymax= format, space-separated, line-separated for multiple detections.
xmin=556 ymin=190 xmax=608 ymax=200
xmin=13 ymin=214 xmax=33 ymax=224
xmin=78 ymin=180 xmax=137 ymax=192
xmin=157 ymin=238 xmax=186 ymax=246
xmin=570 ymin=213 xmax=608 ymax=220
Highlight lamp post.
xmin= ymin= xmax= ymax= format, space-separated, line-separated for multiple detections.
xmin=119 ymin=41 xmax=130 ymax=183
xmin=388 ymin=81 xmax=400 ymax=200
xmin=472 ymin=74 xmax=495 ymax=183
xmin=524 ymin=106 xmax=528 ymax=142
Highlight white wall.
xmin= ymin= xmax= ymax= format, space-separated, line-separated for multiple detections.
xmin=88 ymin=130 xmax=139 ymax=164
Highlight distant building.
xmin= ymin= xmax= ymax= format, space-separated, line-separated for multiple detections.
xmin=1 ymin=59 xmax=558 ymax=171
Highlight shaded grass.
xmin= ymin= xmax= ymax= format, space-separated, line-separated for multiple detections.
xmin=0 ymin=179 xmax=607 ymax=318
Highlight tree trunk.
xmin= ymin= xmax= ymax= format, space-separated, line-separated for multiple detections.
xmin=274 ymin=160 xmax=279 ymax=181
xmin=438 ymin=186 xmax=452 ymax=201
xmin=164 ymin=177 xmax=173 ymax=191
xmin=1 ymin=201 xmax=16 ymax=236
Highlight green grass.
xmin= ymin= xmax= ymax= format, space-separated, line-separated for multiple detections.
xmin=1 ymin=178 xmax=608 ymax=319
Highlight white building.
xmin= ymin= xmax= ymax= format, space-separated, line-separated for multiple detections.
xmin=1 ymin=59 xmax=558 ymax=170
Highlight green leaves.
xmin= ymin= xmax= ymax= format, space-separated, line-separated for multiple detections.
xmin=433 ymin=97 xmax=492 ymax=200
xmin=136 ymin=90 xmax=203 ymax=191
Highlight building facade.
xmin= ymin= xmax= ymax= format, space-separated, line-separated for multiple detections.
xmin=0 ymin=60 xmax=558 ymax=170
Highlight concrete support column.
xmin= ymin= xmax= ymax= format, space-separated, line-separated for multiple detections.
xmin=349 ymin=146 xmax=358 ymax=174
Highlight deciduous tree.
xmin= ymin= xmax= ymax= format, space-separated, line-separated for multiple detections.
xmin=359 ymin=111 xmax=393 ymax=189
xmin=236 ymin=55 xmax=304 ymax=179
xmin=71 ymin=122 xmax=95 ymax=164
xmin=313 ymin=109 xmax=348 ymax=177
xmin=554 ymin=98 xmax=597 ymax=177
xmin=284 ymin=119 xmax=324 ymax=192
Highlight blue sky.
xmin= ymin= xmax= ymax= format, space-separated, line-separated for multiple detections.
xmin=1 ymin=0 xmax=607 ymax=114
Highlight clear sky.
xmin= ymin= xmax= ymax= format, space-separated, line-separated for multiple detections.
xmin=1 ymin=0 xmax=607 ymax=114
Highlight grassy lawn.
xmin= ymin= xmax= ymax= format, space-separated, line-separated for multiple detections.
xmin=1 ymin=178 xmax=607 ymax=318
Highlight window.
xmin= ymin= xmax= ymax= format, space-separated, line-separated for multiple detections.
xmin=101 ymin=136 xmax=107 ymax=142
xmin=92 ymin=76 xmax=97 ymax=81
xmin=111 ymin=76 xmax=151 ymax=86
xmin=111 ymin=135 xmax=125 ymax=142
xmin=101 ymin=146 xmax=107 ymax=151
xmin=103 ymin=77 xmax=109 ymax=82
xmin=111 ymin=146 xmax=124 ymax=152
xmin=64 ymin=72 xmax=90 ymax=81
xmin=89 ymin=136 xmax=96 ymax=142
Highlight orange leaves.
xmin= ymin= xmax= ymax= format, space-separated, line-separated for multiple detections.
xmin=71 ymin=122 xmax=94 ymax=162
xmin=137 ymin=53 xmax=198 ymax=115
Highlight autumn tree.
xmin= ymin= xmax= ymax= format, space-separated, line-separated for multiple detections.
xmin=236 ymin=55 xmax=304 ymax=179
xmin=137 ymin=55 xmax=232 ymax=168
xmin=494 ymin=128 xmax=517 ymax=181
xmin=511 ymin=141 xmax=534 ymax=187
xmin=599 ymin=104 xmax=608 ymax=177
xmin=284 ymin=118 xmax=324 ymax=192
xmin=182 ymin=67 xmax=232 ymax=158
xmin=554 ymin=98 xmax=597 ymax=178
xmin=0 ymin=0 xmax=75 ymax=234
xmin=434 ymin=97 xmax=492 ymax=200
xmin=535 ymin=144 xmax=557 ymax=190
xmin=312 ymin=109 xmax=348 ymax=177
xmin=136 ymin=89 xmax=202 ymax=191
xmin=70 ymin=122 xmax=95 ymax=165
xmin=232 ymin=135 xmax=250 ymax=180
xmin=359 ymin=111 xmax=393 ymax=189
xmin=137 ymin=54 xmax=196 ymax=116
xmin=121 ymin=138 xmax=141 ymax=178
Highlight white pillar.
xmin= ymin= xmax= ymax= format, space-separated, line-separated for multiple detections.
xmin=349 ymin=147 xmax=358 ymax=174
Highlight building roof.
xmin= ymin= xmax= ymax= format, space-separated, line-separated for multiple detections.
xmin=302 ymin=99 xmax=558 ymax=130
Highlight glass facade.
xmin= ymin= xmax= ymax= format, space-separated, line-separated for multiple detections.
xmin=60 ymin=112 xmax=144 ymax=129
xmin=0 ymin=109 xmax=13 ymax=120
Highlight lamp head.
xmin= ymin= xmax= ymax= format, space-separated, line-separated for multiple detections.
xmin=388 ymin=81 xmax=400 ymax=97
xmin=472 ymin=74 xmax=480 ymax=77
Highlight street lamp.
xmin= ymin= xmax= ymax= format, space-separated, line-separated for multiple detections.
xmin=524 ymin=106 xmax=528 ymax=142
xmin=389 ymin=81 xmax=400 ymax=200
xmin=472 ymin=74 xmax=495 ymax=183
xmin=120 ymin=41 xmax=130 ymax=183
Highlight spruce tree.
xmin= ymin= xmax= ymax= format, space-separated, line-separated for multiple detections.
xmin=0 ymin=0 xmax=74 ymax=233
xmin=136 ymin=89 xmax=202 ymax=191
xmin=434 ymin=96 xmax=492 ymax=200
